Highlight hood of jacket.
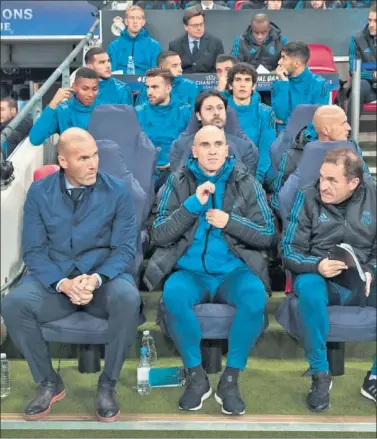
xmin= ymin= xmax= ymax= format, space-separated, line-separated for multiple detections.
xmin=120 ymin=27 xmax=150 ymax=42
xmin=293 ymin=122 xmax=318 ymax=151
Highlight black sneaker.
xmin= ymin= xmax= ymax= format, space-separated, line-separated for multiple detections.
xmin=307 ymin=371 xmax=332 ymax=412
xmin=24 ymin=374 xmax=66 ymax=420
xmin=178 ymin=370 xmax=212 ymax=411
xmin=215 ymin=375 xmax=245 ymax=415
xmin=361 ymin=371 xmax=376 ymax=403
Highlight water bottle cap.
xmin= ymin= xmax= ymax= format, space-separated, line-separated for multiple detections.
xmin=143 ymin=330 xmax=150 ymax=336
xmin=0 ymin=353 xmax=6 ymax=359
xmin=140 ymin=347 xmax=147 ymax=354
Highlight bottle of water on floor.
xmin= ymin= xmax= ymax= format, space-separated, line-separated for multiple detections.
xmin=142 ymin=330 xmax=158 ymax=365
xmin=126 ymin=56 xmax=135 ymax=75
xmin=1 ymin=353 xmax=10 ymax=399
xmin=137 ymin=347 xmax=151 ymax=395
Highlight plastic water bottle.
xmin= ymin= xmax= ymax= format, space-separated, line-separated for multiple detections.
xmin=142 ymin=330 xmax=158 ymax=365
xmin=1 ymin=353 xmax=10 ymax=399
xmin=137 ymin=347 xmax=151 ymax=395
xmin=126 ymin=56 xmax=136 ymax=75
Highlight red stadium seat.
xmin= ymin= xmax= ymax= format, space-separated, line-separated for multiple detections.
xmin=235 ymin=0 xmax=248 ymax=9
xmin=33 ymin=164 xmax=60 ymax=181
xmin=307 ymin=44 xmax=338 ymax=103
xmin=363 ymin=101 xmax=377 ymax=113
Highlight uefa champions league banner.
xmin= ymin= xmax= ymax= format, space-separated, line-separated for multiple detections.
xmin=1 ymin=1 xmax=99 ymax=38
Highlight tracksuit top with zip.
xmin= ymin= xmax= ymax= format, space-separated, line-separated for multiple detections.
xmin=176 ymin=158 xmax=246 ymax=275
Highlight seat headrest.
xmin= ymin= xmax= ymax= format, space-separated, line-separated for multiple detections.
xmin=285 ymin=104 xmax=321 ymax=137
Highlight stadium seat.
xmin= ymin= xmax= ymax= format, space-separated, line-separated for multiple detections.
xmin=276 ymin=293 xmax=376 ymax=376
xmin=269 ymin=104 xmax=320 ymax=177
xmin=88 ymin=104 xmax=157 ymax=215
xmin=307 ymin=44 xmax=338 ymax=103
xmin=33 ymin=157 xmax=146 ymax=374
xmin=235 ymin=0 xmax=248 ymax=9
xmin=33 ymin=164 xmax=60 ymax=181
xmin=159 ymin=300 xmax=269 ymax=374
xmin=363 ymin=101 xmax=377 ymax=113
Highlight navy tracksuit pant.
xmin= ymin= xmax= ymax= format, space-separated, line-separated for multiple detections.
xmin=163 ymin=267 xmax=267 ymax=370
xmin=294 ymin=273 xmax=376 ymax=375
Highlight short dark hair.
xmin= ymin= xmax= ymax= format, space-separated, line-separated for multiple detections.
xmin=157 ymin=51 xmax=180 ymax=67
xmin=85 ymin=47 xmax=107 ymax=64
xmin=194 ymin=90 xmax=228 ymax=114
xmin=183 ymin=8 xmax=205 ymax=25
xmin=226 ymin=63 xmax=258 ymax=91
xmin=216 ymin=54 xmax=238 ymax=66
xmin=146 ymin=68 xmax=174 ymax=85
xmin=281 ymin=42 xmax=310 ymax=64
xmin=251 ymin=13 xmax=270 ymax=26
xmin=0 ymin=96 xmax=17 ymax=110
xmin=322 ymin=148 xmax=363 ymax=183
xmin=74 ymin=67 xmax=98 ymax=82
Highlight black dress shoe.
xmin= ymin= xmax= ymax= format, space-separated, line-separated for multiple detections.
xmin=96 ymin=381 xmax=120 ymax=422
xmin=24 ymin=374 xmax=66 ymax=420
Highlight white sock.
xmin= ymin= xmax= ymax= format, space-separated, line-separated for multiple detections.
xmin=369 ymin=374 xmax=376 ymax=380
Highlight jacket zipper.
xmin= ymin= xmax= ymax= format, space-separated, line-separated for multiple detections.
xmin=202 ymin=194 xmax=214 ymax=274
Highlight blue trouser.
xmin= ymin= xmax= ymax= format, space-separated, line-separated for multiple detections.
xmin=294 ymin=273 xmax=376 ymax=374
xmin=163 ymin=267 xmax=267 ymax=370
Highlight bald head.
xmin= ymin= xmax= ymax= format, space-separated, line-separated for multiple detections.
xmin=57 ymin=128 xmax=99 ymax=187
xmin=57 ymin=128 xmax=96 ymax=155
xmin=252 ymin=13 xmax=270 ymax=25
xmin=192 ymin=126 xmax=229 ymax=175
xmin=194 ymin=125 xmax=226 ymax=146
xmin=313 ymin=105 xmax=351 ymax=142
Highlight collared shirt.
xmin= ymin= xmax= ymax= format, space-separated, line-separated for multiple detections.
xmin=188 ymin=35 xmax=200 ymax=54
xmin=56 ymin=176 xmax=102 ymax=292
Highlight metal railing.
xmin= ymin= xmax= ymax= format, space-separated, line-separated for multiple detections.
xmin=351 ymin=59 xmax=362 ymax=144
xmin=0 ymin=17 xmax=100 ymax=188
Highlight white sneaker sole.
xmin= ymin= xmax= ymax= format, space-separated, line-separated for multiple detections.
xmin=361 ymin=387 xmax=376 ymax=403
xmin=179 ymin=388 xmax=212 ymax=411
xmin=214 ymin=392 xmax=245 ymax=416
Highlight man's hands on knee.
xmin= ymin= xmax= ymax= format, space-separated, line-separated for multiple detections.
xmin=318 ymin=258 xmax=347 ymax=278
xmin=59 ymin=274 xmax=98 ymax=305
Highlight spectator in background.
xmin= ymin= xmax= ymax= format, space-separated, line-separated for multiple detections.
xmin=135 ymin=69 xmax=192 ymax=190
xmin=347 ymin=3 xmax=376 ymax=125
xmin=295 ymin=0 xmax=343 ymax=8
xmin=215 ymin=54 xmax=237 ymax=92
xmin=186 ymin=1 xmax=230 ymax=10
xmin=0 ymin=96 xmax=32 ymax=158
xmin=265 ymin=0 xmax=283 ymax=9
xmin=144 ymin=125 xmax=274 ymax=415
xmin=107 ymin=5 xmax=161 ymax=74
xmin=168 ymin=9 xmax=224 ymax=73
xmin=272 ymin=42 xmax=329 ymax=132
xmin=232 ymin=14 xmax=288 ymax=72
xmin=29 ymin=68 xmax=99 ymax=146
xmin=85 ymin=47 xmax=133 ymax=105
xmin=282 ymin=149 xmax=376 ymax=412
xmin=170 ymin=90 xmax=259 ymax=175
xmin=135 ymin=0 xmax=178 ymax=9
xmin=225 ymin=63 xmax=276 ymax=187
xmin=344 ymin=1 xmax=373 ymax=7
xmin=136 ymin=51 xmax=199 ymax=106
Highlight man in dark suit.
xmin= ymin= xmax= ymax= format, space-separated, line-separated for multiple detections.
xmin=2 ymin=128 xmax=141 ymax=422
xmin=168 ymin=9 xmax=224 ymax=73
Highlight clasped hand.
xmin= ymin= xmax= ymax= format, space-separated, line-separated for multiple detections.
xmin=196 ymin=182 xmax=229 ymax=229
xmin=59 ymin=274 xmax=98 ymax=305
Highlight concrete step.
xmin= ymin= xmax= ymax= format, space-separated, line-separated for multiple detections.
xmin=2 ymin=292 xmax=374 ymax=361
